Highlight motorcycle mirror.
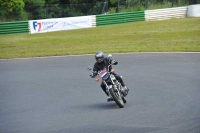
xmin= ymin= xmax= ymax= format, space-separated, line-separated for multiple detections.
xmin=87 ymin=66 xmax=92 ymax=71
xmin=108 ymin=54 xmax=112 ymax=58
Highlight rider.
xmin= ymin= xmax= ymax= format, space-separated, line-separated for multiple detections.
xmin=90 ymin=51 xmax=129 ymax=101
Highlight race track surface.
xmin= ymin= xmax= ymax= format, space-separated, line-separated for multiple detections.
xmin=0 ymin=53 xmax=200 ymax=133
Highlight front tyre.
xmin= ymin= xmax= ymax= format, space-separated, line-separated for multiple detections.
xmin=109 ymin=88 xmax=124 ymax=108
xmin=122 ymin=97 xmax=127 ymax=103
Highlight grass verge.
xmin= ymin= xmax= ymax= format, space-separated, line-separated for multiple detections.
xmin=0 ymin=17 xmax=200 ymax=59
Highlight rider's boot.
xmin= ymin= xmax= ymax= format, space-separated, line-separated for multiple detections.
xmin=103 ymin=87 xmax=114 ymax=102
xmin=121 ymin=86 xmax=129 ymax=97
xmin=106 ymin=91 xmax=113 ymax=102
xmin=107 ymin=96 xmax=114 ymax=102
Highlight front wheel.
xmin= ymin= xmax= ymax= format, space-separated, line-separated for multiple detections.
xmin=109 ymin=88 xmax=124 ymax=108
xmin=122 ymin=97 xmax=127 ymax=103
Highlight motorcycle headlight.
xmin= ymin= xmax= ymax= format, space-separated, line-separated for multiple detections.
xmin=110 ymin=74 xmax=116 ymax=80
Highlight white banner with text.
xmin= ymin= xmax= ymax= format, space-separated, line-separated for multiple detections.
xmin=29 ymin=16 xmax=93 ymax=34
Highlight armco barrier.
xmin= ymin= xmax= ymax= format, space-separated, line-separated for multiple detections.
xmin=29 ymin=16 xmax=96 ymax=34
xmin=0 ymin=6 xmax=192 ymax=35
xmin=0 ymin=21 xmax=29 ymax=35
xmin=96 ymin=11 xmax=145 ymax=26
xmin=145 ymin=6 xmax=188 ymax=21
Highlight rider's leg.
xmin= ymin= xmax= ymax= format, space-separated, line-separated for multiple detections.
xmin=113 ymin=73 xmax=129 ymax=96
xmin=113 ymin=73 xmax=125 ymax=87
xmin=101 ymin=81 xmax=108 ymax=96
xmin=101 ymin=82 xmax=113 ymax=101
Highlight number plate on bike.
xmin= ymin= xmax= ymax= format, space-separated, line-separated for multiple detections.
xmin=99 ymin=70 xmax=107 ymax=78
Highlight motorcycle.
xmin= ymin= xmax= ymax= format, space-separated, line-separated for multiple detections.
xmin=87 ymin=54 xmax=127 ymax=108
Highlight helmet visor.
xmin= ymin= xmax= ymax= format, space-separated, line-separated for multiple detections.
xmin=96 ymin=57 xmax=103 ymax=62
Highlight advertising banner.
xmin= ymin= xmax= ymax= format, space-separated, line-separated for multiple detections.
xmin=29 ymin=16 xmax=93 ymax=34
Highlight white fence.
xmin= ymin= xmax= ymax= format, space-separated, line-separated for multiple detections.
xmin=91 ymin=15 xmax=96 ymax=27
xmin=145 ymin=6 xmax=188 ymax=21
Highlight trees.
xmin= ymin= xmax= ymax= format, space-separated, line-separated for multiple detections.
xmin=0 ymin=0 xmax=25 ymax=21
xmin=23 ymin=0 xmax=46 ymax=20
xmin=0 ymin=0 xmax=199 ymax=22
xmin=41 ymin=0 xmax=107 ymax=19
xmin=22 ymin=0 xmax=106 ymax=20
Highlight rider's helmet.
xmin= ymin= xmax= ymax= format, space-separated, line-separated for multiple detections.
xmin=95 ymin=51 xmax=104 ymax=63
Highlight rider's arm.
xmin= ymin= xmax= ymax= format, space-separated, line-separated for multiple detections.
xmin=90 ymin=71 xmax=97 ymax=78
xmin=90 ymin=63 xmax=98 ymax=78
xmin=106 ymin=57 xmax=118 ymax=65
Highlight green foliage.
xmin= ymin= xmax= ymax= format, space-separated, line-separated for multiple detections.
xmin=0 ymin=0 xmax=24 ymax=13
xmin=46 ymin=0 xmax=60 ymax=4
xmin=0 ymin=0 xmax=25 ymax=21
xmin=1 ymin=0 xmax=199 ymax=21
xmin=23 ymin=0 xmax=45 ymax=5
xmin=60 ymin=0 xmax=70 ymax=4
xmin=109 ymin=0 xmax=118 ymax=5
xmin=108 ymin=7 xmax=117 ymax=13
xmin=24 ymin=0 xmax=45 ymax=20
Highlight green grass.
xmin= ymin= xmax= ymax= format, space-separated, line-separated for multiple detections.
xmin=0 ymin=17 xmax=200 ymax=59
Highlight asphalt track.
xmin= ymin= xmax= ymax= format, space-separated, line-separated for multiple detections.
xmin=0 ymin=53 xmax=200 ymax=133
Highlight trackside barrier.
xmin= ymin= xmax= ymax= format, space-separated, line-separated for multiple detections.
xmin=0 ymin=21 xmax=29 ymax=35
xmin=96 ymin=11 xmax=145 ymax=26
xmin=29 ymin=15 xmax=96 ymax=34
xmin=2 ymin=6 xmax=199 ymax=35
xmin=187 ymin=4 xmax=200 ymax=17
xmin=145 ymin=6 xmax=188 ymax=21
xmin=91 ymin=15 xmax=96 ymax=26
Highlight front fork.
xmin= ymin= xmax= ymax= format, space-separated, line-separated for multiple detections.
xmin=103 ymin=80 xmax=111 ymax=96
xmin=104 ymin=79 xmax=122 ymax=98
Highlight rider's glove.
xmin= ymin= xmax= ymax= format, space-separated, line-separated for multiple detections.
xmin=90 ymin=71 xmax=97 ymax=78
xmin=111 ymin=60 xmax=118 ymax=65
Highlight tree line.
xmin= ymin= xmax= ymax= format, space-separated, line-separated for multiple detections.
xmin=0 ymin=0 xmax=199 ymax=22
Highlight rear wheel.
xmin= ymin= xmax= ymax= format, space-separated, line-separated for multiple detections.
xmin=109 ymin=88 xmax=124 ymax=108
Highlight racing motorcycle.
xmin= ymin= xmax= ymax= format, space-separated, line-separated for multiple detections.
xmin=87 ymin=54 xmax=127 ymax=108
